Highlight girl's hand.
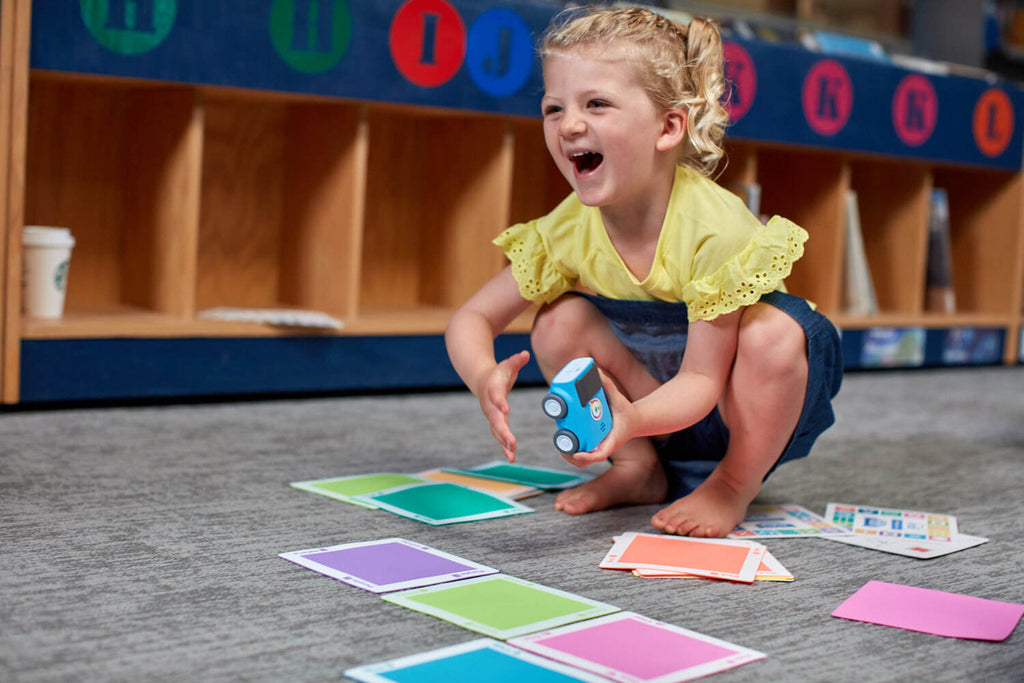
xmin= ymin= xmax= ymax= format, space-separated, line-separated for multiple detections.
xmin=563 ymin=370 xmax=637 ymax=467
xmin=477 ymin=350 xmax=532 ymax=462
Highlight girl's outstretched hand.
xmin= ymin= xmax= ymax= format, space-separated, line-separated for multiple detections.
xmin=563 ymin=369 xmax=637 ymax=467
xmin=477 ymin=350 xmax=532 ymax=462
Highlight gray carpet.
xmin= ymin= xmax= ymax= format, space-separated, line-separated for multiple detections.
xmin=2 ymin=366 xmax=1023 ymax=682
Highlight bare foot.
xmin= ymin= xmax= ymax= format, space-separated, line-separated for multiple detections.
xmin=650 ymin=475 xmax=752 ymax=537
xmin=554 ymin=458 xmax=667 ymax=515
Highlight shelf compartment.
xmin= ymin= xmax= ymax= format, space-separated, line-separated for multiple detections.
xmin=360 ymin=108 xmax=512 ymax=321
xmin=756 ymin=147 xmax=847 ymax=313
xmin=930 ymin=166 xmax=1023 ymax=316
xmin=23 ymin=77 xmax=200 ymax=317
xmin=196 ymin=93 xmax=366 ymax=318
xmin=848 ymin=158 xmax=931 ymax=315
xmin=508 ymin=119 xmax=570 ymax=226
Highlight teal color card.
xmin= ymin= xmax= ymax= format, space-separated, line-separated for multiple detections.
xmin=382 ymin=574 xmax=619 ymax=640
xmin=291 ymin=473 xmax=427 ymax=509
xmin=344 ymin=638 xmax=607 ymax=682
xmin=355 ymin=482 xmax=533 ymax=525
xmin=447 ymin=461 xmax=591 ymax=490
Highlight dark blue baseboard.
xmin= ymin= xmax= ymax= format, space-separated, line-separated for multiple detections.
xmin=19 ymin=334 xmax=542 ymax=404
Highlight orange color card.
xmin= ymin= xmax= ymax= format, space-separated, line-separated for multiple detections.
xmin=600 ymin=532 xmax=766 ymax=583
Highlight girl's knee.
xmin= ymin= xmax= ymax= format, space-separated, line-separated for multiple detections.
xmin=737 ymin=305 xmax=807 ymax=378
xmin=531 ymin=296 xmax=601 ymax=371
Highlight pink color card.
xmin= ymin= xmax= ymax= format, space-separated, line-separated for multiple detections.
xmin=832 ymin=580 xmax=1024 ymax=641
xmin=509 ymin=611 xmax=765 ymax=682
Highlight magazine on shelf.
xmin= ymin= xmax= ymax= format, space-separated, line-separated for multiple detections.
xmin=925 ymin=188 xmax=956 ymax=314
xmin=842 ymin=189 xmax=879 ymax=316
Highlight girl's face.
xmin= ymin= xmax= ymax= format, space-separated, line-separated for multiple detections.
xmin=541 ymin=49 xmax=682 ymax=211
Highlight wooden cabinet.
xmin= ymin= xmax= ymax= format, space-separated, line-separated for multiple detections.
xmin=2 ymin=1 xmax=1023 ymax=403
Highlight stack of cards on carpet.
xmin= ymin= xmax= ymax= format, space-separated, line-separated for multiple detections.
xmin=600 ymin=532 xmax=793 ymax=584
xmin=823 ymin=502 xmax=988 ymax=559
xmin=289 ymin=462 xmax=591 ymax=525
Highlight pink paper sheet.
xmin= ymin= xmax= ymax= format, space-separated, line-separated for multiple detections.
xmin=832 ymin=580 xmax=1024 ymax=641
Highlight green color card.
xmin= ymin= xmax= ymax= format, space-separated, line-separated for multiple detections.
xmin=355 ymin=482 xmax=533 ymax=525
xmin=446 ymin=461 xmax=592 ymax=490
xmin=382 ymin=574 xmax=619 ymax=640
xmin=290 ymin=473 xmax=427 ymax=509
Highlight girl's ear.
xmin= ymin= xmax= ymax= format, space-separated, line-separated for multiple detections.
xmin=656 ymin=108 xmax=687 ymax=152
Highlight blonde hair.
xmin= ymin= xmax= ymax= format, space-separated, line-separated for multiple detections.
xmin=541 ymin=6 xmax=728 ymax=176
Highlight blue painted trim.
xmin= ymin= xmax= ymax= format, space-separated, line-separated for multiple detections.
xmin=19 ymin=334 xmax=542 ymax=403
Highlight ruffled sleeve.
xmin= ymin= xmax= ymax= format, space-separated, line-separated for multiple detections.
xmin=493 ymin=221 xmax=575 ymax=304
xmin=681 ymin=216 xmax=808 ymax=322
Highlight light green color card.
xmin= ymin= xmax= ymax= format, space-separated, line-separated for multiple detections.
xmin=382 ymin=574 xmax=619 ymax=639
xmin=291 ymin=473 xmax=426 ymax=509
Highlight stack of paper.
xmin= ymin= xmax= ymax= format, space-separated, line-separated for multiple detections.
xmin=823 ymin=502 xmax=988 ymax=559
xmin=291 ymin=463 xmax=593 ymax=526
xmin=599 ymin=532 xmax=792 ymax=584
xmin=291 ymin=473 xmax=533 ymax=525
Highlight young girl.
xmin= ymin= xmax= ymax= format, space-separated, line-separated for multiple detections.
xmin=445 ymin=6 xmax=842 ymax=537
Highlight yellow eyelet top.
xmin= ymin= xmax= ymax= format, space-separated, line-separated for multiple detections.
xmin=494 ymin=166 xmax=808 ymax=322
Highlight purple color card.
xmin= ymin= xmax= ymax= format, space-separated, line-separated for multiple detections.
xmin=832 ymin=580 xmax=1024 ymax=641
xmin=509 ymin=611 xmax=766 ymax=682
xmin=278 ymin=538 xmax=498 ymax=594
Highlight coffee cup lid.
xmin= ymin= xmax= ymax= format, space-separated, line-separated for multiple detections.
xmin=23 ymin=225 xmax=75 ymax=248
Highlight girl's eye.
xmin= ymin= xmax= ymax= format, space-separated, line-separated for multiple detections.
xmin=588 ymin=100 xmax=609 ymax=109
xmin=542 ymin=104 xmax=562 ymax=116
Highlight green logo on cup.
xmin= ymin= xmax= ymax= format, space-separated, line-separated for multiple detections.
xmin=54 ymin=260 xmax=70 ymax=292
xmin=270 ymin=0 xmax=352 ymax=73
xmin=80 ymin=0 xmax=177 ymax=55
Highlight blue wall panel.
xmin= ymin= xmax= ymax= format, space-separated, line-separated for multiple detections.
xmin=19 ymin=334 xmax=542 ymax=403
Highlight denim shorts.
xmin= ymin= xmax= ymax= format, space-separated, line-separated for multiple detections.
xmin=571 ymin=291 xmax=843 ymax=499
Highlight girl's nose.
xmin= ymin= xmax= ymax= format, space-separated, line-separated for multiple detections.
xmin=560 ymin=111 xmax=585 ymax=138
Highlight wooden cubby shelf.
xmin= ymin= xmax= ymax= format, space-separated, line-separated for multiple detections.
xmin=3 ymin=1 xmax=1024 ymax=403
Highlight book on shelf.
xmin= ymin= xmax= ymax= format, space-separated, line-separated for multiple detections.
xmin=842 ymin=189 xmax=879 ymax=316
xmin=925 ymin=188 xmax=957 ymax=314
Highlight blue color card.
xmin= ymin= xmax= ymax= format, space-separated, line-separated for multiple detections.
xmin=355 ymin=482 xmax=534 ymax=525
xmin=278 ymin=538 xmax=498 ymax=594
xmin=344 ymin=638 xmax=607 ymax=682
xmin=446 ymin=461 xmax=592 ymax=490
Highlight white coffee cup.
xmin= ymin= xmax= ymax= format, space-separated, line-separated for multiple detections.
xmin=22 ymin=225 xmax=75 ymax=319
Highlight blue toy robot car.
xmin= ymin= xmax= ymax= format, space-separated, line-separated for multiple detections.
xmin=541 ymin=357 xmax=613 ymax=455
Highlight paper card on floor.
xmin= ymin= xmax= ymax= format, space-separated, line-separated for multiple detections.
xmin=382 ymin=574 xmax=619 ymax=640
xmin=728 ymin=503 xmax=853 ymax=539
xmin=632 ymin=549 xmax=794 ymax=582
xmin=355 ymin=482 xmax=533 ymax=525
xmin=823 ymin=531 xmax=988 ymax=559
xmin=445 ymin=461 xmax=592 ymax=490
xmin=508 ymin=611 xmax=766 ymax=683
xmin=290 ymin=473 xmax=427 ymax=509
xmin=600 ymin=532 xmax=765 ymax=583
xmin=418 ymin=468 xmax=541 ymax=500
xmin=832 ymin=580 xmax=1024 ymax=641
xmin=344 ymin=638 xmax=608 ymax=683
xmin=278 ymin=538 xmax=498 ymax=593
xmin=825 ymin=502 xmax=958 ymax=542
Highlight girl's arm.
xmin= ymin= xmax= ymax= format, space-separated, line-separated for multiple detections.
xmin=576 ymin=308 xmax=741 ymax=465
xmin=445 ymin=266 xmax=534 ymax=461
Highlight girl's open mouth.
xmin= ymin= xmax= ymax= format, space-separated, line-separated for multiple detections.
xmin=570 ymin=151 xmax=603 ymax=174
